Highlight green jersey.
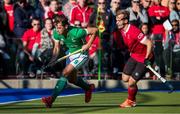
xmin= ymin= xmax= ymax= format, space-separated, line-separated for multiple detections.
xmin=53 ymin=26 xmax=87 ymax=53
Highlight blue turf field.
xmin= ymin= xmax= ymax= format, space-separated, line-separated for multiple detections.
xmin=0 ymin=88 xmax=179 ymax=104
xmin=0 ymin=89 xmax=84 ymax=104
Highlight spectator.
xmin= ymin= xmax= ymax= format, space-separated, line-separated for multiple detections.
xmin=0 ymin=0 xmax=16 ymax=37
xmin=0 ymin=0 xmax=21 ymax=75
xmin=35 ymin=0 xmax=49 ymax=27
xmin=14 ymin=0 xmax=35 ymax=38
xmin=176 ymin=0 xmax=180 ymax=15
xmin=171 ymin=20 xmax=180 ymax=46
xmin=110 ymin=0 xmax=121 ymax=15
xmin=140 ymin=23 xmax=151 ymax=37
xmin=164 ymin=19 xmax=180 ymax=77
xmin=0 ymin=33 xmax=10 ymax=77
xmin=47 ymin=0 xmax=64 ymax=19
xmin=126 ymin=0 xmax=148 ymax=27
xmin=110 ymin=0 xmax=121 ymax=30
xmin=171 ymin=20 xmax=180 ymax=78
xmin=63 ymin=0 xmax=77 ymax=20
xmin=148 ymin=0 xmax=170 ymax=77
xmin=168 ymin=0 xmax=176 ymax=11
xmin=89 ymin=0 xmax=114 ymax=74
xmin=70 ymin=0 xmax=93 ymax=28
xmin=140 ymin=0 xmax=152 ymax=9
xmin=32 ymin=18 xmax=54 ymax=67
xmin=169 ymin=0 xmax=180 ymax=21
xmin=89 ymin=0 xmax=114 ymax=32
xmin=110 ymin=0 xmax=125 ymax=78
xmin=20 ymin=18 xmax=41 ymax=77
xmin=161 ymin=0 xmax=169 ymax=7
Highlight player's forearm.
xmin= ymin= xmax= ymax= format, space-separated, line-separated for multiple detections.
xmin=86 ymin=34 xmax=96 ymax=48
xmin=53 ymin=46 xmax=59 ymax=56
xmin=87 ymin=27 xmax=98 ymax=36
xmin=145 ymin=40 xmax=153 ymax=59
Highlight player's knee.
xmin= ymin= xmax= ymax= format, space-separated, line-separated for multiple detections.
xmin=122 ymin=77 xmax=129 ymax=82
xmin=122 ymin=73 xmax=130 ymax=82
xmin=128 ymin=78 xmax=137 ymax=87
xmin=62 ymin=69 xmax=69 ymax=77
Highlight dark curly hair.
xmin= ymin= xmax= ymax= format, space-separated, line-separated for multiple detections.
xmin=54 ymin=14 xmax=69 ymax=26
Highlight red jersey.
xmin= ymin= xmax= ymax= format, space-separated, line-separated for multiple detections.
xmin=22 ymin=28 xmax=40 ymax=52
xmin=4 ymin=4 xmax=14 ymax=32
xmin=148 ymin=5 xmax=170 ymax=34
xmin=120 ymin=24 xmax=147 ymax=63
xmin=86 ymin=35 xmax=99 ymax=56
xmin=47 ymin=10 xmax=64 ymax=19
xmin=70 ymin=5 xmax=93 ymax=25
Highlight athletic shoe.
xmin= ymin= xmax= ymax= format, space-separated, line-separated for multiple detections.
xmin=42 ymin=96 xmax=53 ymax=108
xmin=85 ymin=84 xmax=95 ymax=103
xmin=119 ymin=99 xmax=136 ymax=108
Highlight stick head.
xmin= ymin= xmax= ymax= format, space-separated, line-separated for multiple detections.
xmin=168 ymin=86 xmax=175 ymax=94
xmin=165 ymin=82 xmax=175 ymax=94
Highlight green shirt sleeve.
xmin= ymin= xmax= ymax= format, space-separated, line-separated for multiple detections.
xmin=53 ymin=29 xmax=61 ymax=41
xmin=76 ymin=28 xmax=87 ymax=39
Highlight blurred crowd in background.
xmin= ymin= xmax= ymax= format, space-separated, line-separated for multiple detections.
xmin=0 ymin=0 xmax=179 ymax=80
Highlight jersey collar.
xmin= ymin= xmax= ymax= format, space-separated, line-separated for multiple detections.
xmin=124 ymin=24 xmax=130 ymax=33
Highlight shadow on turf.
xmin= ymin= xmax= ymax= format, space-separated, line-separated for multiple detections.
xmin=137 ymin=104 xmax=180 ymax=107
xmin=1 ymin=103 xmax=180 ymax=109
xmin=0 ymin=104 xmax=118 ymax=113
xmin=0 ymin=104 xmax=118 ymax=109
xmin=1 ymin=104 xmax=180 ymax=114
xmin=137 ymin=92 xmax=156 ymax=104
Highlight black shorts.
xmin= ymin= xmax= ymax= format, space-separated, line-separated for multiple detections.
xmin=123 ymin=57 xmax=146 ymax=81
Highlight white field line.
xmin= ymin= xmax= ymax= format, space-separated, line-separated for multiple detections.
xmin=0 ymin=91 xmax=105 ymax=105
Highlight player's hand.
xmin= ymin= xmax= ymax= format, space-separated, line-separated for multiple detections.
xmin=144 ymin=58 xmax=151 ymax=66
xmin=81 ymin=44 xmax=90 ymax=52
xmin=156 ymin=16 xmax=161 ymax=20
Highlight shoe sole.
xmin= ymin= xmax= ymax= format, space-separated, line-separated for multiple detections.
xmin=120 ymin=103 xmax=136 ymax=108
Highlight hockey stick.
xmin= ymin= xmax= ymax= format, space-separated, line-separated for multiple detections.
xmin=146 ymin=65 xmax=175 ymax=93
xmin=41 ymin=49 xmax=83 ymax=70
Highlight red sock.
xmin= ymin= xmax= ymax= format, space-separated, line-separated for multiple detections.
xmin=128 ymin=86 xmax=138 ymax=101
